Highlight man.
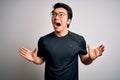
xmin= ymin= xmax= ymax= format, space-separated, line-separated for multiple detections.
xmin=19 ymin=2 xmax=105 ymax=80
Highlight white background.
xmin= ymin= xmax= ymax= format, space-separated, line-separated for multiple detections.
xmin=0 ymin=0 xmax=120 ymax=80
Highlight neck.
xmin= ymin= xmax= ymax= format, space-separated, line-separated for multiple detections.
xmin=54 ymin=30 xmax=69 ymax=37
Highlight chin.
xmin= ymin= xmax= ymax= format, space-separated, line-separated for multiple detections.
xmin=54 ymin=29 xmax=62 ymax=33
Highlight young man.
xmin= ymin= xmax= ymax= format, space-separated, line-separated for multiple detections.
xmin=19 ymin=2 xmax=105 ymax=80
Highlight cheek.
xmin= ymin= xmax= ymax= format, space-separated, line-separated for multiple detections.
xmin=61 ymin=18 xmax=68 ymax=25
xmin=51 ymin=18 xmax=54 ymax=24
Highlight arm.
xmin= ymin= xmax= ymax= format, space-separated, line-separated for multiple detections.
xmin=19 ymin=47 xmax=44 ymax=65
xmin=80 ymin=44 xmax=105 ymax=65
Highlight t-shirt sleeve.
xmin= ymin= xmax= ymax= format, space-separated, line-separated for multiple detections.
xmin=37 ymin=37 xmax=45 ymax=57
xmin=79 ymin=37 xmax=87 ymax=55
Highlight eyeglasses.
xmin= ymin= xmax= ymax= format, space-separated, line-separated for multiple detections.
xmin=51 ymin=12 xmax=67 ymax=18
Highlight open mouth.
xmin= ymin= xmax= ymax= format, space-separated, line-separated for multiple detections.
xmin=56 ymin=23 xmax=61 ymax=26
xmin=55 ymin=22 xmax=61 ymax=27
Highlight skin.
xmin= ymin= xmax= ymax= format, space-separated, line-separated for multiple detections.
xmin=51 ymin=8 xmax=71 ymax=37
xmin=19 ymin=8 xmax=105 ymax=65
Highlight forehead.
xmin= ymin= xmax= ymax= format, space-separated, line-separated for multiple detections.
xmin=54 ymin=8 xmax=67 ymax=13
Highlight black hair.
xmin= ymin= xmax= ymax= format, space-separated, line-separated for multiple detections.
xmin=52 ymin=2 xmax=73 ymax=28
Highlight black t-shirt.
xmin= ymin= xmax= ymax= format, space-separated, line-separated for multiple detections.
xmin=37 ymin=31 xmax=87 ymax=80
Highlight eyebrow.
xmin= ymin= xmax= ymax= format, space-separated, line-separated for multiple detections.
xmin=51 ymin=10 xmax=68 ymax=17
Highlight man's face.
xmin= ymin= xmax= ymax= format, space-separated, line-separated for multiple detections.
xmin=51 ymin=8 xmax=71 ymax=32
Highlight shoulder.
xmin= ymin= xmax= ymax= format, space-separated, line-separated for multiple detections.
xmin=41 ymin=32 xmax=54 ymax=39
xmin=38 ymin=32 xmax=54 ymax=43
xmin=69 ymin=31 xmax=85 ymax=41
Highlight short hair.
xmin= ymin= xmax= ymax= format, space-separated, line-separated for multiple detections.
xmin=52 ymin=2 xmax=73 ymax=28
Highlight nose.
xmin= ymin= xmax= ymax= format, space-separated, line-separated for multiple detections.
xmin=54 ymin=14 xmax=60 ymax=20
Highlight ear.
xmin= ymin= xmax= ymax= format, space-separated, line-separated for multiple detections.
xmin=67 ymin=19 xmax=71 ymax=25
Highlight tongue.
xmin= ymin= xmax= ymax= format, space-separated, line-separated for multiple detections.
xmin=56 ymin=23 xmax=61 ymax=26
